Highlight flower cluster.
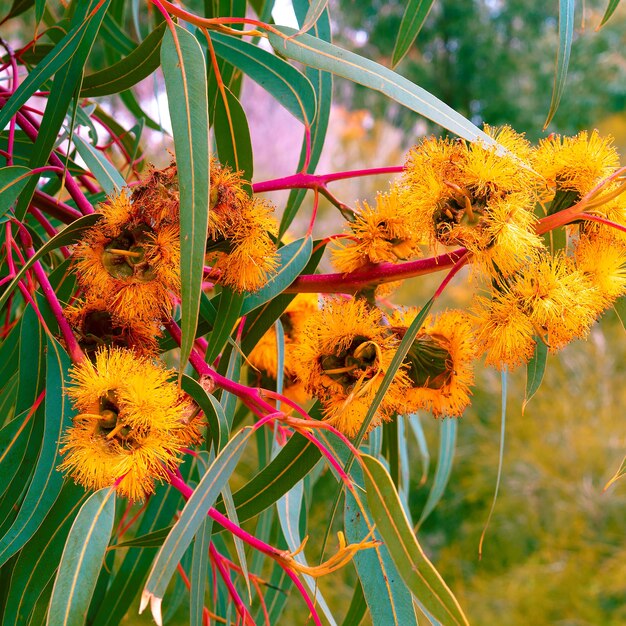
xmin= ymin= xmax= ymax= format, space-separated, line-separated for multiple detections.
xmin=207 ymin=158 xmax=279 ymax=291
xmin=60 ymin=347 xmax=199 ymax=500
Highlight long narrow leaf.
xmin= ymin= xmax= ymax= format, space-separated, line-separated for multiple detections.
xmin=544 ymin=0 xmax=575 ymax=128
xmin=0 ymin=338 xmax=74 ymax=568
xmin=268 ymin=28 xmax=496 ymax=144
xmin=81 ymin=23 xmax=165 ymax=97
xmin=161 ymin=25 xmax=211 ymax=371
xmin=362 ymin=455 xmax=470 ymax=626
xmin=417 ymin=418 xmax=457 ymax=528
xmin=46 ymin=488 xmax=115 ymax=626
xmin=392 ymin=0 xmax=436 ymax=68
xmin=141 ymin=426 xmax=253 ymax=623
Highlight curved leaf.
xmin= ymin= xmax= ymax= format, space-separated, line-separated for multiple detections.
xmin=210 ymin=31 xmax=316 ymax=126
xmin=72 ymin=134 xmax=126 ymax=195
xmin=15 ymin=0 xmax=112 ymax=222
xmin=0 ymin=2 xmax=110 ymax=131
xmin=181 ymin=375 xmax=229 ymax=453
xmin=280 ymin=0 xmax=333 ymax=238
xmin=598 ymin=0 xmax=621 ymax=28
xmin=141 ymin=426 xmax=253 ymax=617
xmin=268 ymin=28 xmax=496 ymax=144
xmin=345 ymin=490 xmax=418 ymax=626
xmin=297 ymin=0 xmax=328 ymax=35
xmin=213 ymin=85 xmax=253 ymax=181
xmin=416 ymin=418 xmax=457 ymax=528
xmin=362 ymin=455 xmax=470 ymax=626
xmin=80 ymin=23 xmax=165 ymax=97
xmin=0 ymin=338 xmax=74 ymax=568
xmin=91 ymin=484 xmax=183 ymax=626
xmin=392 ymin=0 xmax=436 ymax=68
xmin=2 ymin=482 xmax=87 ymax=626
xmin=523 ymin=338 xmax=548 ymax=413
xmin=242 ymin=237 xmax=313 ymax=314
xmin=47 ymin=488 xmax=115 ymax=626
xmin=0 ymin=165 xmax=32 ymax=216
xmin=161 ymin=24 xmax=211 ymax=371
xmin=544 ymin=0 xmax=575 ymax=129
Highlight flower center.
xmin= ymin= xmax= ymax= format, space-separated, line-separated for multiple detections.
xmin=319 ymin=336 xmax=381 ymax=391
xmin=403 ymin=333 xmax=453 ymax=390
xmin=433 ymin=182 xmax=489 ymax=246
xmin=94 ymin=391 xmax=133 ymax=443
xmin=101 ymin=226 xmax=157 ymax=283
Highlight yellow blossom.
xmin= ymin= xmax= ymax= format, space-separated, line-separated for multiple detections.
xmin=72 ymin=191 xmax=180 ymax=324
xmin=64 ymin=297 xmax=160 ymax=358
xmin=534 ymin=130 xmax=620 ymax=210
xmin=575 ymin=233 xmax=626 ymax=308
xmin=294 ymin=298 xmax=409 ymax=437
xmin=390 ymin=309 xmax=476 ymax=417
xmin=401 ymin=127 xmax=542 ymax=277
xmin=332 ymin=186 xmax=423 ymax=273
xmin=206 ymin=160 xmax=279 ymax=292
xmin=60 ymin=347 xmax=198 ymax=500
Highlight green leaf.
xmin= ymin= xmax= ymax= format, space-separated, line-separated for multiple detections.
xmin=213 ymin=85 xmax=253 ymax=181
xmin=0 ymin=411 xmax=36 ymax=501
xmin=215 ymin=431 xmax=321 ymax=525
xmin=1 ymin=0 xmax=34 ymax=22
xmin=341 ymin=580 xmax=367 ymax=626
xmin=15 ymin=0 xmax=112 ymax=221
xmin=72 ymin=134 xmax=126 ymax=195
xmin=0 ymin=338 xmax=74 ymax=568
xmin=362 ymin=455 xmax=470 ymax=626
xmin=190 ymin=518 xmax=212 ymax=626
xmin=2 ymin=482 xmax=88 ymax=626
xmin=161 ymin=24 xmax=211 ymax=372
xmin=205 ymin=288 xmax=245 ymax=364
xmin=598 ymin=0 xmax=621 ymax=28
xmin=47 ymin=489 xmax=115 ymax=626
xmin=280 ymin=0 xmax=332 ymax=237
xmin=90 ymin=484 xmax=183 ymax=626
xmin=15 ymin=304 xmax=45 ymax=415
xmin=0 ymin=8 xmax=105 ymax=129
xmin=391 ymin=0 xmax=435 ymax=68
xmin=523 ymin=338 xmax=548 ymax=413
xmin=210 ymin=31 xmax=316 ymax=126
xmin=355 ymin=299 xmax=434 ymax=451
xmin=268 ymin=28 xmax=497 ymax=144
xmin=241 ymin=237 xmax=313 ymax=315
xmin=478 ymin=370 xmax=508 ymax=559
xmin=296 ymin=0 xmax=328 ymax=34
xmin=345 ymin=490 xmax=418 ymax=625
xmin=141 ymin=426 xmax=253 ymax=613
xmin=0 ymin=214 xmax=101 ymax=311
xmin=0 ymin=165 xmax=32 ymax=216
xmin=417 ymin=418 xmax=457 ymax=528
xmin=544 ymin=0 xmax=575 ymax=129
xmin=181 ymin=375 xmax=229 ymax=453
xmin=80 ymin=23 xmax=166 ymax=97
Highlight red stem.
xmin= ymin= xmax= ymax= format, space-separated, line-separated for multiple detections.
xmin=252 ymin=166 xmax=404 ymax=194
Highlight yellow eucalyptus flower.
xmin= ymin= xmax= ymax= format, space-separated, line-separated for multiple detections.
xmin=60 ymin=347 xmax=197 ymax=500
xmin=72 ymin=191 xmax=180 ymax=324
xmin=401 ymin=127 xmax=542 ymax=277
xmin=534 ymin=130 xmax=620 ymax=210
xmin=64 ymin=297 xmax=160 ymax=358
xmin=294 ymin=298 xmax=409 ymax=437
xmin=390 ymin=309 xmax=476 ymax=417
xmin=332 ymin=186 xmax=423 ymax=273
xmin=206 ymin=160 xmax=279 ymax=292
